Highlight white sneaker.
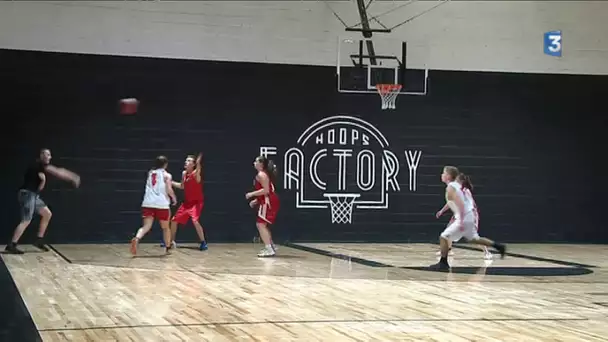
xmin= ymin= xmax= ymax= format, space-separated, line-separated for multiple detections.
xmin=484 ymin=252 xmax=493 ymax=260
xmin=257 ymin=247 xmax=276 ymax=258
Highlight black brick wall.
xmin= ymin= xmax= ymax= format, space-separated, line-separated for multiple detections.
xmin=2 ymin=49 xmax=606 ymax=244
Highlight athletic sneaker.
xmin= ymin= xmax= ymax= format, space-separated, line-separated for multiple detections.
xmin=33 ymin=238 xmax=49 ymax=252
xmin=257 ymin=246 xmax=275 ymax=258
xmin=160 ymin=241 xmax=177 ymax=249
xmin=5 ymin=243 xmax=24 ymax=254
xmin=483 ymin=249 xmax=493 ymax=260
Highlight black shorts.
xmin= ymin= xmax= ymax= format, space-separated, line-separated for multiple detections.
xmin=18 ymin=189 xmax=46 ymax=222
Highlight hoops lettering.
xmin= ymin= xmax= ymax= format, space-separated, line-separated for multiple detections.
xmin=260 ymin=115 xmax=422 ymax=224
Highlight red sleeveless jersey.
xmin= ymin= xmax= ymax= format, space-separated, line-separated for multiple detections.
xmin=254 ymin=172 xmax=278 ymax=206
xmin=183 ymin=170 xmax=203 ymax=203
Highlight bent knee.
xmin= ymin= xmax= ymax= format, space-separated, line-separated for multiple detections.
xmin=39 ymin=208 xmax=52 ymax=219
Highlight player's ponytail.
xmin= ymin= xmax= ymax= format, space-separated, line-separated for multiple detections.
xmin=258 ymin=156 xmax=278 ymax=183
xmin=457 ymin=173 xmax=473 ymax=191
xmin=267 ymin=160 xmax=278 ymax=182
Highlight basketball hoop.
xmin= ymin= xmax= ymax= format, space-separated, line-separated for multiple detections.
xmin=376 ymin=84 xmax=402 ymax=110
xmin=323 ymin=193 xmax=360 ymax=224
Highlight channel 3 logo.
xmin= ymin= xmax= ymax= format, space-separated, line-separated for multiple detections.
xmin=544 ymin=30 xmax=562 ymax=57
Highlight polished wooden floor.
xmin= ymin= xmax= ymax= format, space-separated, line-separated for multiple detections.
xmin=2 ymin=242 xmax=608 ymax=341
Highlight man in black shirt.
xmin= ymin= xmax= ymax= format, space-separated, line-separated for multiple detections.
xmin=5 ymin=149 xmax=81 ymax=254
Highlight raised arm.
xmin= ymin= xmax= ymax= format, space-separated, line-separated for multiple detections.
xmin=45 ymin=164 xmax=80 ymax=187
xmin=194 ymin=153 xmax=202 ymax=183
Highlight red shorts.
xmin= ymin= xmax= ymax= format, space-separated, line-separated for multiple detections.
xmin=172 ymin=201 xmax=203 ymax=225
xmin=142 ymin=207 xmax=170 ymax=221
xmin=257 ymin=202 xmax=279 ymax=225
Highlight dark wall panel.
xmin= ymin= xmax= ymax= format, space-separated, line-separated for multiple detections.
xmin=1 ymin=49 xmax=606 ymax=244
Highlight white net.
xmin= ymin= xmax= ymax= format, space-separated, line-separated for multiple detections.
xmin=376 ymin=84 xmax=402 ymax=110
xmin=323 ymin=194 xmax=360 ymax=224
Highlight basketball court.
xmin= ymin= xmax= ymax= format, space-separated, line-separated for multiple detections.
xmin=2 ymin=242 xmax=608 ymax=341
xmin=2 ymin=1 xmax=606 ymax=341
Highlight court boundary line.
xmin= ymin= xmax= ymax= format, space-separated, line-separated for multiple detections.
xmin=37 ymin=317 xmax=589 ymax=332
xmin=43 ymin=243 xmax=605 ymax=283
xmin=47 ymin=244 xmax=73 ymax=264
xmin=286 ymin=242 xmax=598 ymax=269
xmin=54 ymin=260 xmax=607 ymax=283
xmin=44 ymin=242 xmax=602 ymax=269
xmin=451 ymin=245 xmax=597 ymax=268
xmin=284 ymin=242 xmax=393 ymax=267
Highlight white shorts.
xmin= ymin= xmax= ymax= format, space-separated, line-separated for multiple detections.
xmin=441 ymin=212 xmax=480 ymax=242
xmin=474 ymin=212 xmax=479 ymax=231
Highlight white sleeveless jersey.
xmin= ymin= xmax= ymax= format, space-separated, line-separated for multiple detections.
xmin=141 ymin=169 xmax=170 ymax=209
xmin=446 ymin=181 xmax=474 ymax=218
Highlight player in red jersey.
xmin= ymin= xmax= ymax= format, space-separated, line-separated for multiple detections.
xmin=245 ymin=155 xmax=280 ymax=257
xmin=165 ymin=153 xmax=208 ymax=250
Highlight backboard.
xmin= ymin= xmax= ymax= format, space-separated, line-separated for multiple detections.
xmin=336 ymin=36 xmax=429 ymax=96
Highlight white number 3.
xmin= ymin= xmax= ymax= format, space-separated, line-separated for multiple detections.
xmin=548 ymin=35 xmax=561 ymax=52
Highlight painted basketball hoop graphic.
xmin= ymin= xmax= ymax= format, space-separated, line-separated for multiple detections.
xmin=324 ymin=193 xmax=360 ymax=224
xmin=260 ymin=115 xmax=422 ymax=224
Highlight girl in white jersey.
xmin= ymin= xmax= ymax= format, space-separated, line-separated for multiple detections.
xmin=436 ymin=173 xmax=492 ymax=259
xmin=431 ymin=166 xmax=506 ymax=271
xmin=130 ymin=155 xmax=177 ymax=255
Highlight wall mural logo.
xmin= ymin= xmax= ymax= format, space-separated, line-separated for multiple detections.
xmin=260 ymin=115 xmax=422 ymax=224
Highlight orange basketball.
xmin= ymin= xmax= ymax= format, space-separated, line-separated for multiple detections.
xmin=119 ymin=98 xmax=139 ymax=115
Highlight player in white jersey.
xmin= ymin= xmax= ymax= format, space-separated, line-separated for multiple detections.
xmin=436 ymin=173 xmax=492 ymax=259
xmin=459 ymin=174 xmax=492 ymax=259
xmin=431 ymin=166 xmax=506 ymax=271
xmin=130 ymin=155 xmax=177 ymax=255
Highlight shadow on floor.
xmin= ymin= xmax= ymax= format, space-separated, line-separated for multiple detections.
xmin=0 ymin=255 xmax=43 ymax=342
